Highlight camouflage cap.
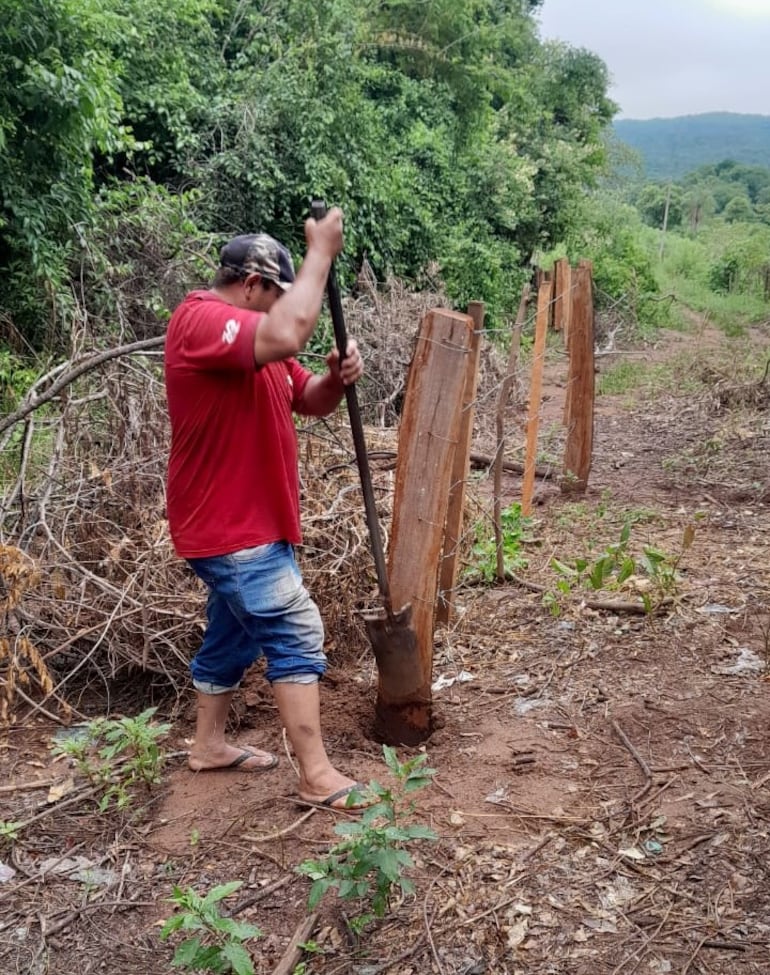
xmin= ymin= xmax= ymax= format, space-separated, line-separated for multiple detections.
xmin=219 ymin=233 xmax=296 ymax=291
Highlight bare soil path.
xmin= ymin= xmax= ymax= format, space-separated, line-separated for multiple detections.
xmin=2 ymin=315 xmax=769 ymax=975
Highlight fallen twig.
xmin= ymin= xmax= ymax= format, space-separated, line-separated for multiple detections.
xmin=611 ymin=719 xmax=652 ymax=779
xmin=0 ymin=777 xmax=61 ymax=795
xmin=496 ymin=572 xmax=679 ymax=615
xmin=682 ymin=933 xmax=709 ymax=975
xmin=702 ymin=939 xmax=749 ymax=951
xmin=40 ymin=899 xmax=156 ymax=939
xmin=272 ymin=911 xmax=319 ymax=975
xmin=469 ymin=451 xmax=553 ymax=479
xmin=224 ymin=876 xmax=291 ymax=917
xmin=364 ymin=936 xmax=428 ymax=975
xmin=243 ymin=808 xmax=316 ymax=843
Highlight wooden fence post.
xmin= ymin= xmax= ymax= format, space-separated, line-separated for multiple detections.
xmin=436 ymin=302 xmax=484 ymax=625
xmin=562 ymin=261 xmax=595 ymax=493
xmin=375 ymin=309 xmax=473 ymax=744
xmin=520 ymin=280 xmax=552 ymax=516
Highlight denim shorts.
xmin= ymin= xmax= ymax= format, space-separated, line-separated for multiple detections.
xmin=187 ymin=541 xmax=326 ymax=692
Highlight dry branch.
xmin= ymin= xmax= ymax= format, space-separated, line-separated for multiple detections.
xmin=272 ymin=912 xmax=319 ymax=975
xmin=0 ymin=336 xmax=165 ymax=440
xmin=469 ymin=452 xmax=553 ymax=479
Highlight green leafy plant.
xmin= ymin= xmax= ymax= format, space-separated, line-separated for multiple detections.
xmin=464 ymin=502 xmax=535 ymax=583
xmin=0 ymin=820 xmax=23 ymax=842
xmin=297 ymin=747 xmax=437 ymax=928
xmin=636 ymin=525 xmax=695 ymax=610
xmin=160 ymin=881 xmax=260 ymax=974
xmin=552 ymin=519 xmax=635 ymax=592
xmin=0 ymin=350 xmax=38 ymax=412
xmin=547 ymin=521 xmax=695 ymax=613
xmin=51 ymin=706 xmax=171 ymax=811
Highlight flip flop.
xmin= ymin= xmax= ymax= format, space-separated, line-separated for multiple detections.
xmin=190 ymin=749 xmax=279 ymax=773
xmin=296 ymin=782 xmax=371 ymax=814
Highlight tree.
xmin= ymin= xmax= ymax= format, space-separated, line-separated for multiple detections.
xmin=682 ymin=187 xmax=715 ymax=234
xmin=0 ymin=0 xmax=618 ymax=344
xmin=723 ymin=195 xmax=754 ymax=223
xmin=0 ymin=0 xmax=128 ymax=342
xmin=634 ymin=184 xmax=683 ymax=230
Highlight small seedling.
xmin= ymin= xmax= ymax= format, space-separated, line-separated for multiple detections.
xmin=297 ymin=746 xmax=437 ymax=929
xmin=51 ymin=707 xmax=171 ymax=811
xmin=160 ymin=881 xmax=261 ymax=974
xmin=636 ymin=522 xmax=695 ymax=610
xmin=0 ymin=820 xmax=23 ymax=843
xmin=551 ymin=519 xmax=635 ymax=592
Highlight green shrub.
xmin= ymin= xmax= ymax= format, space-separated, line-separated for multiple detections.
xmin=160 ymin=882 xmax=261 ymax=974
xmin=297 ymin=746 xmax=436 ymax=928
xmin=51 ymin=707 xmax=171 ymax=811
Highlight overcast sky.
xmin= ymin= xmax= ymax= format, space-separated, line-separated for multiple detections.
xmin=536 ymin=0 xmax=770 ymax=120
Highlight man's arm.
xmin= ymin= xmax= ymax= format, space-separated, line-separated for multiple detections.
xmin=295 ymin=340 xmax=364 ymax=417
xmin=252 ymin=209 xmax=344 ymax=366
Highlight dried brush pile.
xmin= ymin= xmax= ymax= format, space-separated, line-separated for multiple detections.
xmin=704 ymin=357 xmax=770 ymax=412
xmin=1 ymin=274 xmax=513 ymax=725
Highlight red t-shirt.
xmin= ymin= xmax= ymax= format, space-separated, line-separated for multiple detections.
xmin=164 ymin=290 xmax=312 ymax=557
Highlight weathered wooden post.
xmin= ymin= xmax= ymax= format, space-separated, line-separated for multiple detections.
xmin=375 ymin=309 xmax=474 ymax=744
xmin=436 ymin=302 xmax=484 ymax=625
xmin=562 ymin=261 xmax=595 ymax=493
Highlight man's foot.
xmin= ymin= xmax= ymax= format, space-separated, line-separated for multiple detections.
xmin=297 ymin=782 xmax=371 ymax=813
xmin=298 ymin=773 xmax=372 ymax=811
xmin=188 ymin=746 xmax=279 ymax=773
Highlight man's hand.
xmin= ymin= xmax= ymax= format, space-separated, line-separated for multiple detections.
xmin=295 ymin=339 xmax=363 ymax=415
xmin=326 ymin=339 xmax=363 ymax=387
xmin=304 ymin=207 xmax=344 ymax=262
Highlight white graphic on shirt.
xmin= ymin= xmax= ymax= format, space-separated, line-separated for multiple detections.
xmin=222 ymin=318 xmax=241 ymax=345
xmin=286 ymin=374 xmax=293 ymax=389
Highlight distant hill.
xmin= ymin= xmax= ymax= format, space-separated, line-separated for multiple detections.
xmin=613 ymin=113 xmax=770 ymax=181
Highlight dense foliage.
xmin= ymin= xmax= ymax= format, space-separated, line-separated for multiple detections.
xmin=0 ymin=0 xmax=618 ymax=350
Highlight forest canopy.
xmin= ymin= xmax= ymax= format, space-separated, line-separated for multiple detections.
xmin=0 ymin=0 xmax=617 ymax=348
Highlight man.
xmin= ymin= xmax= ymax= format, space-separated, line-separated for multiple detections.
xmin=164 ymin=207 xmax=366 ymax=810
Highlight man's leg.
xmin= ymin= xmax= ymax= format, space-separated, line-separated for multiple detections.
xmin=271 ymin=680 xmax=364 ymax=808
xmin=188 ymin=690 xmax=277 ymax=772
xmin=186 ymin=556 xmax=276 ymax=773
xmin=193 ymin=542 xmax=364 ymax=798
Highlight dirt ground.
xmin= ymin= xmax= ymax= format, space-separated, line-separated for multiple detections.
xmin=2 ymin=313 xmax=770 ymax=975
